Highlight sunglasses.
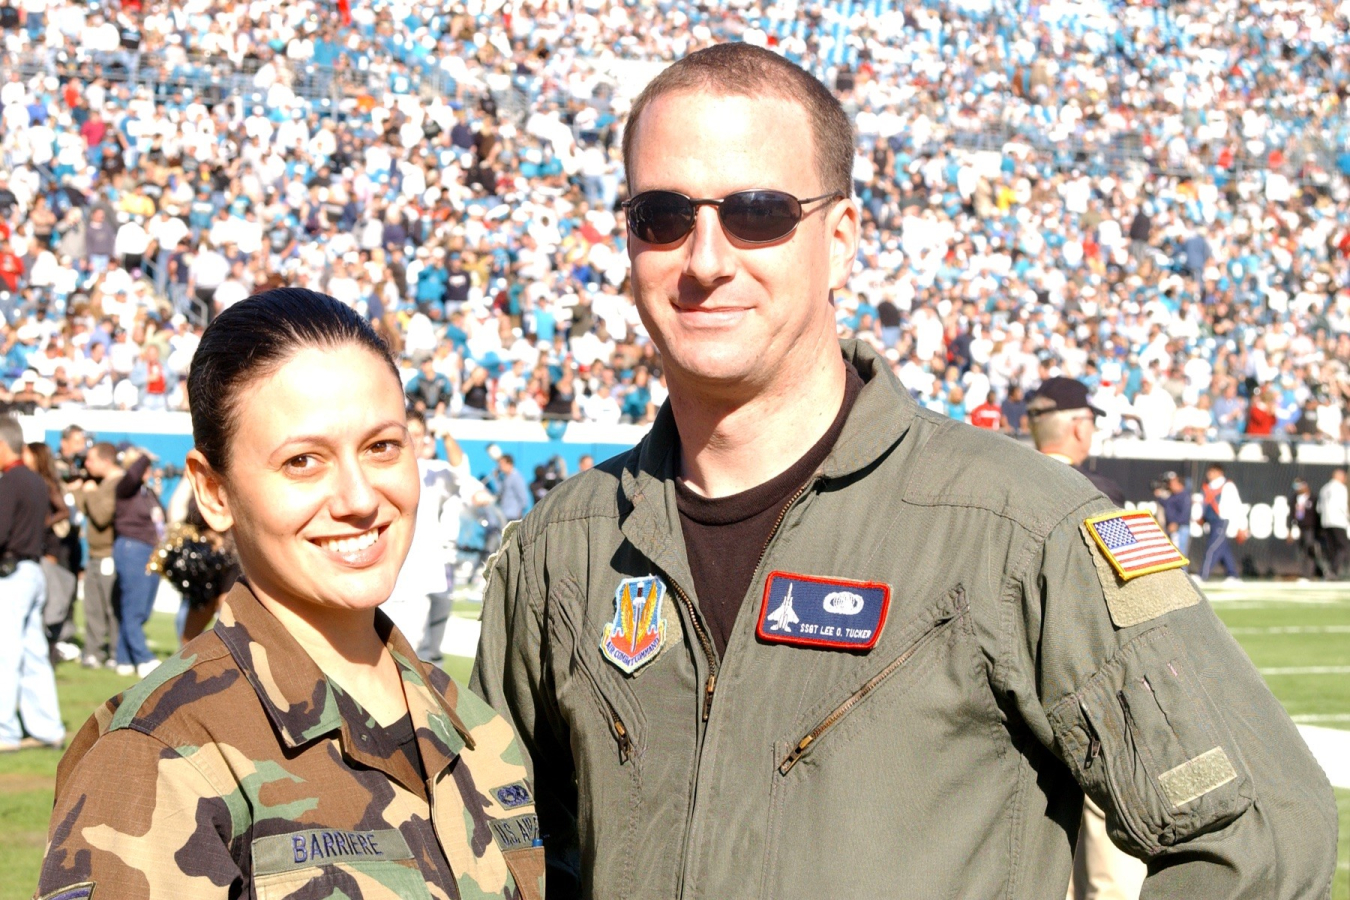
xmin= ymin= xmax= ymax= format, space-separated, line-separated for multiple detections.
xmin=622 ymin=189 xmax=844 ymax=245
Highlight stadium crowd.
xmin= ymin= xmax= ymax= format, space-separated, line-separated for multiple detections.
xmin=2 ymin=0 xmax=1350 ymax=444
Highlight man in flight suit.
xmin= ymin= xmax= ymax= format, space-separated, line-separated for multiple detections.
xmin=471 ymin=43 xmax=1337 ymax=899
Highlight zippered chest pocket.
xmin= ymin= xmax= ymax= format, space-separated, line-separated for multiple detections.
xmin=547 ymin=577 xmax=649 ymax=765
xmin=1049 ymin=626 xmax=1253 ymax=858
xmin=776 ymin=586 xmax=969 ymax=775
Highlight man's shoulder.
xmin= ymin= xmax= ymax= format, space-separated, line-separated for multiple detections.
xmin=901 ymin=410 xmax=1104 ymax=538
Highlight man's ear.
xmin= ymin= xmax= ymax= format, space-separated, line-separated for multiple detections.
xmin=186 ymin=449 xmax=234 ymax=533
xmin=828 ymin=196 xmax=861 ymax=291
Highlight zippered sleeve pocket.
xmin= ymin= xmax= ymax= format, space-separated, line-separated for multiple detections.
xmin=1049 ymin=626 xmax=1254 ymax=858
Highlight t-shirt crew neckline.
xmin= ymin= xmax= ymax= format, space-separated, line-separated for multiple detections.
xmin=674 ymin=361 xmax=864 ymax=656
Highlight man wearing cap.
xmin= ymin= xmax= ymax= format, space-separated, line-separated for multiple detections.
xmin=1028 ymin=376 xmax=1145 ymax=900
xmin=1026 ymin=376 xmax=1126 ymax=506
xmin=472 ymin=43 xmax=1336 ymax=900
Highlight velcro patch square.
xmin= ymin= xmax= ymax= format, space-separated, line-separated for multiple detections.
xmin=1085 ymin=511 xmax=1187 ymax=581
xmin=756 ymin=572 xmax=890 ymax=651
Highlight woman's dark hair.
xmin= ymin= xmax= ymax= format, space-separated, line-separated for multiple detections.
xmin=24 ymin=442 xmax=60 ymax=491
xmin=188 ymin=288 xmax=400 ymax=471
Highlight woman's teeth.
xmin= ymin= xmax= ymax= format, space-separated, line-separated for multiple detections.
xmin=320 ymin=528 xmax=379 ymax=556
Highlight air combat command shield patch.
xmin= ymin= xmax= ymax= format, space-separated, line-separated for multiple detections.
xmin=600 ymin=575 xmax=668 ymax=675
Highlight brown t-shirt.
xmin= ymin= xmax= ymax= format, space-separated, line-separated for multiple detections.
xmin=675 ymin=363 xmax=863 ymax=658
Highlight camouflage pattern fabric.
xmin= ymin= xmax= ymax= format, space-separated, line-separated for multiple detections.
xmin=36 ymin=583 xmax=544 ymax=900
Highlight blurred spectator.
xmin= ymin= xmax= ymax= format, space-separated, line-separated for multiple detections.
xmin=0 ymin=0 xmax=1348 ymax=457
xmin=1317 ymin=468 xmax=1349 ymax=579
xmin=495 ymin=452 xmax=529 ymax=522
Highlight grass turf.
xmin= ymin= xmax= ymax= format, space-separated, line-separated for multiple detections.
xmin=0 ymin=591 xmax=1346 ymax=899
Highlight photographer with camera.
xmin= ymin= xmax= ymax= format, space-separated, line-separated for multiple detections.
xmin=0 ymin=416 xmax=64 ymax=752
xmin=111 ymin=445 xmax=165 ymax=677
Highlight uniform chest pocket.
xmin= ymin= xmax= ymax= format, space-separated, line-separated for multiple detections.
xmin=548 ymin=577 xmax=648 ymax=765
xmin=1050 ymin=626 xmax=1254 ymax=858
xmin=250 ymin=828 xmax=433 ymax=900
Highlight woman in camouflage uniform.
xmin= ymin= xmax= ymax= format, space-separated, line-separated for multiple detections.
xmin=38 ymin=289 xmax=543 ymax=900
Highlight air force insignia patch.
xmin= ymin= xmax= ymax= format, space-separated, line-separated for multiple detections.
xmin=600 ymin=576 xmax=668 ymax=674
xmin=757 ymin=572 xmax=890 ymax=651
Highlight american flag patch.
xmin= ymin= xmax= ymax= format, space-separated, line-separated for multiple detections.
xmin=1085 ymin=511 xmax=1188 ymax=581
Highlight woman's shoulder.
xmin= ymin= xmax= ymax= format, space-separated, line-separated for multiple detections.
xmin=85 ymin=632 xmax=246 ymax=746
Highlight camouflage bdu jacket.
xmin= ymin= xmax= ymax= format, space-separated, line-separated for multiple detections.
xmin=472 ymin=340 xmax=1338 ymax=900
xmin=37 ymin=584 xmax=544 ymax=900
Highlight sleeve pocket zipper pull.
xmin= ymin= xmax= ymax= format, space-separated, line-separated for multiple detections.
xmin=1080 ymin=700 xmax=1102 ymax=770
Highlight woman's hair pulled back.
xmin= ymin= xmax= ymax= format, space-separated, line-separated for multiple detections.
xmin=188 ymin=288 xmax=400 ymax=471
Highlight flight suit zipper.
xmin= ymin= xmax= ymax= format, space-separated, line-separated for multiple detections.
xmin=667 ymin=578 xmax=719 ymax=722
xmin=696 ymin=476 xmax=819 ymax=723
xmin=777 ymin=605 xmax=959 ymax=776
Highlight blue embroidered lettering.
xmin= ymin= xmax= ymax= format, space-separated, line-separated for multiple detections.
xmin=321 ymin=832 xmax=336 ymax=857
xmin=292 ymin=835 xmax=308 ymax=864
xmin=311 ymin=834 xmax=324 ymax=859
xmin=368 ymin=834 xmax=382 ymax=856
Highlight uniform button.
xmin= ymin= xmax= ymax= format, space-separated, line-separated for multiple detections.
xmin=360 ymin=734 xmax=369 ymax=742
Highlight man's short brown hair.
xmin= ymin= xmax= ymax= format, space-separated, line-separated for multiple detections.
xmin=622 ymin=43 xmax=854 ymax=197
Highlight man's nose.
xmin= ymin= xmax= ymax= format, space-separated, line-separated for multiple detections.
xmin=682 ymin=205 xmax=736 ymax=286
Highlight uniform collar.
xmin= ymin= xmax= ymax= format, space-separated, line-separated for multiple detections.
xmin=619 ymin=339 xmax=916 ymax=582
xmin=215 ymin=583 xmax=475 ymax=771
xmin=624 ymin=339 xmax=916 ymax=495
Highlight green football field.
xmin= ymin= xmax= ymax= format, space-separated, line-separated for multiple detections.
xmin=0 ymin=585 xmax=1346 ymax=899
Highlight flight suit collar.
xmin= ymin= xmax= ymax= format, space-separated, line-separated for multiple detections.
xmin=618 ymin=339 xmax=917 ymax=586
xmin=621 ymin=338 xmax=916 ymax=502
xmin=215 ymin=583 xmax=475 ymax=776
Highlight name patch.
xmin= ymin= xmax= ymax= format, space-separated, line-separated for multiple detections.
xmin=491 ymin=780 xmax=534 ymax=810
xmin=756 ymin=572 xmax=891 ymax=651
xmin=489 ymin=813 xmax=543 ymax=852
xmin=251 ymin=827 xmax=414 ymax=876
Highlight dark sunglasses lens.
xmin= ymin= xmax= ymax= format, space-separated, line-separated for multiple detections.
xmin=628 ymin=192 xmax=695 ymax=244
xmin=720 ymin=191 xmax=803 ymax=242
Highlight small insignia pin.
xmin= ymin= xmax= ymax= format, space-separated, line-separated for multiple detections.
xmin=600 ymin=576 xmax=668 ymax=674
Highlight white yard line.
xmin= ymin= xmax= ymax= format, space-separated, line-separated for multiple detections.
xmin=1297 ymin=726 xmax=1350 ymax=790
xmin=1293 ymin=714 xmax=1350 ymax=724
xmin=1226 ymin=625 xmax=1350 ymax=634
xmin=1259 ymin=666 xmax=1350 ymax=675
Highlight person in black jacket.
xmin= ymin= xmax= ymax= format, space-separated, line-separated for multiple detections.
xmin=111 ymin=446 xmax=164 ymax=677
xmin=0 ymin=416 xmax=65 ymax=751
xmin=1288 ymin=477 xmax=1324 ymax=579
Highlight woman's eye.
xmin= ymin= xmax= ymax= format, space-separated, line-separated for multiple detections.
xmin=370 ymin=440 xmax=402 ymax=457
xmin=284 ymin=454 xmax=313 ymax=472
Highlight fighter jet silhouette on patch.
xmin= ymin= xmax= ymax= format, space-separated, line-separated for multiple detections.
xmin=766 ymin=583 xmax=800 ymax=633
